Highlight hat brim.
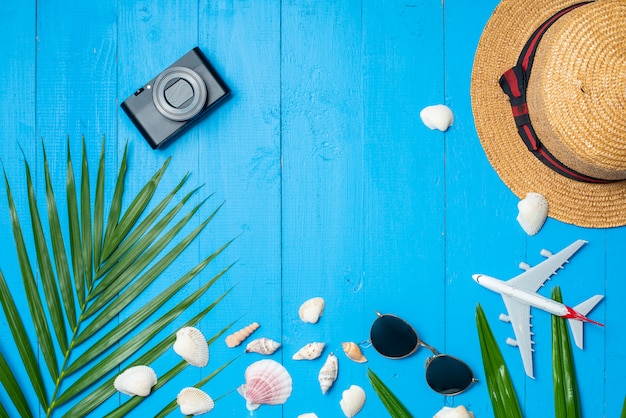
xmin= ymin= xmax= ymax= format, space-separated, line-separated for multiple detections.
xmin=471 ymin=0 xmax=626 ymax=228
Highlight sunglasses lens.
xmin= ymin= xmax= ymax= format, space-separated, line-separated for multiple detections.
xmin=370 ymin=315 xmax=419 ymax=358
xmin=425 ymin=355 xmax=474 ymax=395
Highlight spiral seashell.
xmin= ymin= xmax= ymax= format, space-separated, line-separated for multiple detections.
xmin=516 ymin=192 xmax=548 ymax=236
xmin=420 ymin=104 xmax=454 ymax=132
xmin=245 ymin=337 xmax=282 ymax=355
xmin=113 ymin=365 xmax=157 ymax=397
xmin=237 ymin=359 xmax=293 ymax=411
xmin=173 ymin=326 xmax=209 ymax=367
xmin=318 ymin=353 xmax=338 ymax=394
xmin=176 ymin=387 xmax=215 ymax=416
xmin=340 ymin=385 xmax=366 ymax=417
xmin=341 ymin=342 xmax=367 ymax=363
xmin=225 ymin=322 xmax=260 ymax=348
xmin=298 ymin=297 xmax=325 ymax=324
xmin=292 ymin=342 xmax=325 ymax=360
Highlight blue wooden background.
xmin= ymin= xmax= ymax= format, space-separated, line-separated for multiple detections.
xmin=0 ymin=0 xmax=624 ymax=417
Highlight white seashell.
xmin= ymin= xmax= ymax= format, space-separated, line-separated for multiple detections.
xmin=298 ymin=414 xmax=319 ymax=418
xmin=292 ymin=342 xmax=325 ymax=360
xmin=237 ymin=359 xmax=293 ymax=411
xmin=420 ymin=104 xmax=454 ymax=132
xmin=246 ymin=337 xmax=282 ymax=355
xmin=226 ymin=322 xmax=260 ymax=348
xmin=516 ymin=192 xmax=548 ymax=236
xmin=433 ymin=405 xmax=475 ymax=418
xmin=318 ymin=353 xmax=338 ymax=394
xmin=341 ymin=342 xmax=367 ymax=363
xmin=298 ymin=297 xmax=325 ymax=324
xmin=113 ymin=365 xmax=157 ymax=397
xmin=177 ymin=387 xmax=215 ymax=416
xmin=173 ymin=326 xmax=209 ymax=367
xmin=339 ymin=385 xmax=366 ymax=417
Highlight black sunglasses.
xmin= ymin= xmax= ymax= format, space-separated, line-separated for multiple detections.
xmin=370 ymin=311 xmax=477 ymax=396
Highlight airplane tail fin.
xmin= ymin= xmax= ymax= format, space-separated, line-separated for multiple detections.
xmin=566 ymin=295 xmax=604 ymax=349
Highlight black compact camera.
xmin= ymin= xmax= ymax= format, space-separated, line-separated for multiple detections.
xmin=121 ymin=47 xmax=231 ymax=149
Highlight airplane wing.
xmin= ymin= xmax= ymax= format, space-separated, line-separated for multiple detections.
xmin=502 ymin=295 xmax=535 ymax=378
xmin=507 ymin=239 xmax=587 ymax=293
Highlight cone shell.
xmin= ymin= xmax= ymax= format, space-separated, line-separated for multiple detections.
xmin=292 ymin=342 xmax=325 ymax=360
xmin=113 ymin=365 xmax=157 ymax=397
xmin=341 ymin=342 xmax=367 ymax=363
xmin=318 ymin=353 xmax=338 ymax=394
xmin=517 ymin=192 xmax=549 ymax=236
xmin=340 ymin=385 xmax=366 ymax=417
xmin=173 ymin=326 xmax=209 ymax=367
xmin=225 ymin=322 xmax=260 ymax=348
xmin=298 ymin=297 xmax=325 ymax=324
xmin=237 ymin=359 xmax=293 ymax=411
xmin=245 ymin=337 xmax=282 ymax=355
xmin=420 ymin=104 xmax=454 ymax=132
xmin=177 ymin=387 xmax=215 ymax=416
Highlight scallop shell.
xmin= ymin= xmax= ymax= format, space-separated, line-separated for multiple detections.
xmin=341 ymin=342 xmax=367 ymax=363
xmin=434 ymin=405 xmax=475 ymax=418
xmin=225 ymin=322 xmax=260 ymax=348
xmin=237 ymin=359 xmax=293 ymax=411
xmin=292 ymin=342 xmax=325 ymax=360
xmin=420 ymin=104 xmax=454 ymax=132
xmin=113 ymin=365 xmax=157 ymax=397
xmin=318 ymin=353 xmax=338 ymax=394
xmin=517 ymin=192 xmax=548 ymax=236
xmin=298 ymin=297 xmax=325 ymax=324
xmin=339 ymin=385 xmax=366 ymax=417
xmin=176 ymin=387 xmax=215 ymax=416
xmin=173 ymin=326 xmax=209 ymax=367
xmin=246 ymin=337 xmax=282 ymax=355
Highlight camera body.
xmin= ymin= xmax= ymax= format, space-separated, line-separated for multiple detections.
xmin=121 ymin=47 xmax=231 ymax=149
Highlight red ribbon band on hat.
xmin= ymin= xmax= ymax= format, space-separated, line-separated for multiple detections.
xmin=499 ymin=1 xmax=614 ymax=184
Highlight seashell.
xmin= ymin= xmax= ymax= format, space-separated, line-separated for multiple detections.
xmin=245 ymin=337 xmax=282 ymax=355
xmin=318 ymin=353 xmax=338 ymax=394
xmin=420 ymin=104 xmax=454 ymax=132
xmin=226 ymin=322 xmax=260 ymax=348
xmin=516 ymin=192 xmax=548 ymax=236
xmin=173 ymin=326 xmax=209 ymax=367
xmin=298 ymin=297 xmax=325 ymax=324
xmin=433 ymin=405 xmax=475 ymax=418
xmin=176 ymin=387 xmax=215 ymax=416
xmin=237 ymin=359 xmax=293 ymax=411
xmin=298 ymin=414 xmax=319 ymax=418
xmin=341 ymin=342 xmax=367 ymax=363
xmin=340 ymin=385 xmax=366 ymax=417
xmin=292 ymin=342 xmax=325 ymax=360
xmin=113 ymin=365 xmax=157 ymax=397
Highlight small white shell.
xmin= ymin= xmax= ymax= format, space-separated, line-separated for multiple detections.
xmin=340 ymin=385 xmax=366 ymax=417
xmin=226 ymin=322 xmax=260 ymax=348
xmin=176 ymin=387 xmax=215 ymax=416
xmin=420 ymin=104 xmax=454 ymax=132
xmin=173 ymin=326 xmax=209 ymax=367
xmin=292 ymin=342 xmax=325 ymax=360
xmin=298 ymin=414 xmax=319 ymax=418
xmin=298 ymin=297 xmax=325 ymax=324
xmin=433 ymin=405 xmax=475 ymax=418
xmin=318 ymin=353 xmax=338 ymax=394
xmin=238 ymin=359 xmax=293 ymax=411
xmin=341 ymin=342 xmax=367 ymax=363
xmin=246 ymin=337 xmax=282 ymax=355
xmin=517 ymin=192 xmax=548 ymax=236
xmin=113 ymin=365 xmax=157 ymax=397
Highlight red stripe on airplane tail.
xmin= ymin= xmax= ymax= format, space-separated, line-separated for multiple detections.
xmin=563 ymin=306 xmax=605 ymax=327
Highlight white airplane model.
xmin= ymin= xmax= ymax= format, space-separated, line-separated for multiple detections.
xmin=472 ymin=239 xmax=604 ymax=378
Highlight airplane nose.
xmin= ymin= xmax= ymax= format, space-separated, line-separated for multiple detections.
xmin=472 ymin=274 xmax=481 ymax=283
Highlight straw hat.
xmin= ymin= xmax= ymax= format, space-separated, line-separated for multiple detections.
xmin=471 ymin=0 xmax=626 ymax=228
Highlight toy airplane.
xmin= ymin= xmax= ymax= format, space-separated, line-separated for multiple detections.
xmin=472 ymin=239 xmax=604 ymax=378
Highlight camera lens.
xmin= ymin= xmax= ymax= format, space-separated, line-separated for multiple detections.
xmin=152 ymin=66 xmax=208 ymax=121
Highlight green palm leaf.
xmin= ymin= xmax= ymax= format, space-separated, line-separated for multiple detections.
xmin=0 ymin=139 xmax=235 ymax=417
xmin=367 ymin=368 xmax=414 ymax=418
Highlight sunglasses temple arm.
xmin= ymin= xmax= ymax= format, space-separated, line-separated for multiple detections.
xmin=419 ymin=340 xmax=441 ymax=356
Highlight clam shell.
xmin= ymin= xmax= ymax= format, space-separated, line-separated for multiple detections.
xmin=176 ymin=387 xmax=215 ymax=416
xmin=340 ymin=385 xmax=366 ymax=417
xmin=173 ymin=326 xmax=209 ymax=367
xmin=246 ymin=337 xmax=282 ymax=355
xmin=237 ymin=359 xmax=293 ymax=411
xmin=318 ymin=353 xmax=338 ymax=394
xmin=226 ymin=322 xmax=260 ymax=348
xmin=517 ymin=192 xmax=548 ymax=236
xmin=113 ymin=365 xmax=157 ymax=397
xmin=298 ymin=297 xmax=325 ymax=324
xmin=341 ymin=342 xmax=367 ymax=363
xmin=420 ymin=104 xmax=454 ymax=132
xmin=433 ymin=405 xmax=475 ymax=418
xmin=298 ymin=414 xmax=319 ymax=418
xmin=292 ymin=342 xmax=325 ymax=360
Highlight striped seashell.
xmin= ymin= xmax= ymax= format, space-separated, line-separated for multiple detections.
xmin=292 ymin=342 xmax=325 ymax=360
xmin=340 ymin=385 xmax=366 ymax=417
xmin=237 ymin=359 xmax=293 ymax=411
xmin=318 ymin=353 xmax=338 ymax=394
xmin=245 ymin=337 xmax=282 ymax=355
xmin=173 ymin=326 xmax=209 ymax=367
xmin=113 ymin=365 xmax=157 ymax=397
xmin=177 ymin=387 xmax=215 ymax=416
xmin=341 ymin=342 xmax=367 ymax=363
xmin=226 ymin=322 xmax=260 ymax=348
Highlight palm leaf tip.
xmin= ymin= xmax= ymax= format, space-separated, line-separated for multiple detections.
xmin=367 ymin=368 xmax=413 ymax=418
